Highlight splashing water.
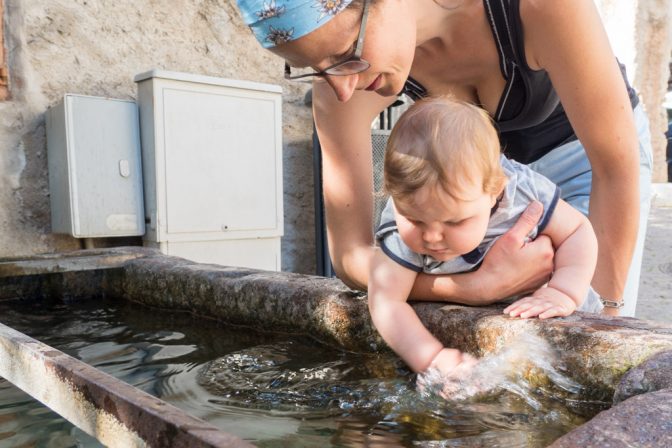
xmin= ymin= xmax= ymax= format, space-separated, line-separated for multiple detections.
xmin=198 ymin=332 xmax=599 ymax=446
xmin=417 ymin=333 xmax=582 ymax=407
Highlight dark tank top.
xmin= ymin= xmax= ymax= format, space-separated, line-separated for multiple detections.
xmin=402 ymin=0 xmax=639 ymax=164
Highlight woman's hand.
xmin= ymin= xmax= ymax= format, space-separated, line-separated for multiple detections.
xmin=473 ymin=201 xmax=555 ymax=303
xmin=410 ymin=201 xmax=554 ymax=304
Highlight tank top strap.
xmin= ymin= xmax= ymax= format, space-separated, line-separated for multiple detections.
xmin=402 ymin=76 xmax=428 ymax=101
xmin=482 ymin=0 xmax=518 ymax=78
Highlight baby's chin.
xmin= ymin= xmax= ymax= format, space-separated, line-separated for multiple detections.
xmin=424 ymin=250 xmax=460 ymax=262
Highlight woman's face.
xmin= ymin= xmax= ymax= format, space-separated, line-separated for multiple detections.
xmin=270 ymin=1 xmax=417 ymax=102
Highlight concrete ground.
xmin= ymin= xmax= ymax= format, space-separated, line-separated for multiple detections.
xmin=636 ymin=183 xmax=672 ymax=322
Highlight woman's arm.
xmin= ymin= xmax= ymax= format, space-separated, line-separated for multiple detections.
xmin=313 ymin=79 xmax=394 ymax=289
xmin=522 ymin=0 xmax=641 ymax=314
xmin=314 ymin=81 xmax=554 ymax=300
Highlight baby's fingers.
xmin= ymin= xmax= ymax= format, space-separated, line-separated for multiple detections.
xmin=505 ymin=300 xmax=539 ymax=317
xmin=518 ymin=302 xmax=551 ymax=318
xmin=503 ymin=297 xmax=534 ymax=314
xmin=459 ymin=353 xmax=479 ymax=370
xmin=538 ymin=305 xmax=573 ymax=319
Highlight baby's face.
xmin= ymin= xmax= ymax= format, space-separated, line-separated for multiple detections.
xmin=394 ymin=183 xmax=498 ymax=262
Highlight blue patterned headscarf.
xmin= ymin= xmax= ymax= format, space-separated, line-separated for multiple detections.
xmin=236 ymin=0 xmax=355 ymax=48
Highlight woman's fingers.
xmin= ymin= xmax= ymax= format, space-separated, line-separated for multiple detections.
xmin=505 ymin=201 xmax=543 ymax=245
xmin=477 ymin=202 xmax=554 ymax=301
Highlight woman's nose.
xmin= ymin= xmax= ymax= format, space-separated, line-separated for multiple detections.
xmin=324 ymin=74 xmax=359 ymax=102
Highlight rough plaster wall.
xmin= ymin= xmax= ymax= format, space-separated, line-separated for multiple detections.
xmin=598 ymin=0 xmax=672 ymax=183
xmin=0 ymin=2 xmax=71 ymax=256
xmin=0 ymin=0 xmax=316 ymax=273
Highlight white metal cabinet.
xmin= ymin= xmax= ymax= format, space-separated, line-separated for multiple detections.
xmin=135 ymin=70 xmax=283 ymax=271
xmin=46 ymin=94 xmax=145 ymax=237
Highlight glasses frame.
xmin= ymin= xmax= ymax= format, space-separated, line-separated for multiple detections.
xmin=284 ymin=0 xmax=371 ymax=80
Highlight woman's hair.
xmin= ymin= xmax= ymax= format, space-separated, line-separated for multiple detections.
xmin=384 ymin=95 xmax=507 ymax=205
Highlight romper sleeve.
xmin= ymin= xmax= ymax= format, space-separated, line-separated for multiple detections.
xmin=501 ymin=156 xmax=561 ymax=237
xmin=374 ymin=198 xmax=424 ymax=273
xmin=526 ymin=169 xmax=561 ymax=234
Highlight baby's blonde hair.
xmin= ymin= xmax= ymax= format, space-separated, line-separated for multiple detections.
xmin=384 ymin=95 xmax=507 ymax=205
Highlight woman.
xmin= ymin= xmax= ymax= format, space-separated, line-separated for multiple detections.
xmin=236 ymin=0 xmax=652 ymax=317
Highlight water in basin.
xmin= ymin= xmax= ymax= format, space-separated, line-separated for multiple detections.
xmin=0 ymin=298 xmax=608 ymax=447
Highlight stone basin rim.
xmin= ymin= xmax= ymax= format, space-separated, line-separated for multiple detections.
xmin=2 ymin=246 xmax=672 ymax=447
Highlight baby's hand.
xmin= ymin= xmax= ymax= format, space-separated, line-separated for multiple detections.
xmin=503 ymin=287 xmax=577 ymax=319
xmin=417 ymin=348 xmax=480 ymax=399
xmin=429 ymin=348 xmax=478 ymax=379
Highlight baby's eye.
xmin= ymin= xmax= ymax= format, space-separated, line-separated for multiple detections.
xmin=444 ymin=219 xmax=467 ymax=227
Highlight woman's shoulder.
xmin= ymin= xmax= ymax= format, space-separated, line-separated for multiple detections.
xmin=517 ymin=0 xmax=604 ymax=71
xmin=517 ymin=0 xmax=569 ymax=15
xmin=518 ymin=0 xmax=596 ymax=24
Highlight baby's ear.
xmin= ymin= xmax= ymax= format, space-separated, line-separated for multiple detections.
xmin=489 ymin=177 xmax=507 ymax=207
xmin=489 ymin=193 xmax=499 ymax=209
xmin=495 ymin=175 xmax=508 ymax=195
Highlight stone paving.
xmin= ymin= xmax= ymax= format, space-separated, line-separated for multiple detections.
xmin=636 ymin=184 xmax=672 ymax=322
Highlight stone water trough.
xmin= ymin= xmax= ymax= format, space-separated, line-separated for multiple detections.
xmin=1 ymin=247 xmax=671 ymax=447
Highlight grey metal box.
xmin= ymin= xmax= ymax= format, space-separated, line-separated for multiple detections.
xmin=134 ymin=70 xmax=283 ymax=270
xmin=46 ymin=94 xmax=145 ymax=237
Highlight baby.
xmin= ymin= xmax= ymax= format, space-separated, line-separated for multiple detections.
xmin=368 ymin=96 xmax=601 ymax=377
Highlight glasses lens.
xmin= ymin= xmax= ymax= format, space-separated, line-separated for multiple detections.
xmin=325 ymin=60 xmax=370 ymax=76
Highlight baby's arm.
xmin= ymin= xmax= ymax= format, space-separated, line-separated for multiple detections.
xmin=368 ymin=249 xmax=472 ymax=375
xmin=504 ymin=199 xmax=597 ymax=319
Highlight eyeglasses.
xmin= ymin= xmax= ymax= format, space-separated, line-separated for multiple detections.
xmin=284 ymin=0 xmax=371 ymax=80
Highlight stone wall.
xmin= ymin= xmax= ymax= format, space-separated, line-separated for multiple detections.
xmin=0 ymin=0 xmax=316 ymax=273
